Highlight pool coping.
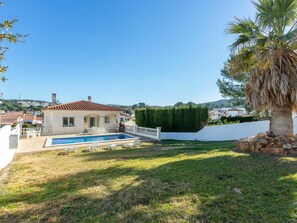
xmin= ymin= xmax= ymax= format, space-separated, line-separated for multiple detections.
xmin=44 ymin=133 xmax=139 ymax=147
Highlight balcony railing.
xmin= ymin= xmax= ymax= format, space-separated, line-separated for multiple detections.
xmin=125 ymin=125 xmax=161 ymax=141
xmin=21 ymin=127 xmax=52 ymax=137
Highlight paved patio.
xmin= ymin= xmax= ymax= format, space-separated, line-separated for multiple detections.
xmin=17 ymin=135 xmax=75 ymax=153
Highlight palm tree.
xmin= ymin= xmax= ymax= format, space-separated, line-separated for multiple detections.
xmin=228 ymin=0 xmax=297 ymax=136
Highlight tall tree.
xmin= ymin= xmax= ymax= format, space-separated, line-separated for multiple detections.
xmin=0 ymin=2 xmax=24 ymax=82
xmin=228 ymin=0 xmax=297 ymax=136
xmin=217 ymin=57 xmax=252 ymax=111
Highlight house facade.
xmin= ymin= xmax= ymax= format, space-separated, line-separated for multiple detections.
xmin=226 ymin=108 xmax=246 ymax=117
xmin=42 ymin=100 xmax=122 ymax=135
xmin=209 ymin=107 xmax=247 ymax=120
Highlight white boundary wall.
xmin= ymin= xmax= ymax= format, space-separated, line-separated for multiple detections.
xmin=161 ymin=118 xmax=297 ymax=141
xmin=0 ymin=124 xmax=20 ymax=170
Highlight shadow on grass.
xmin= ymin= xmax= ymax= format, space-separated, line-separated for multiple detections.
xmin=80 ymin=140 xmax=235 ymax=162
xmin=1 ymin=147 xmax=297 ymax=222
xmin=157 ymin=139 xmax=236 ymax=147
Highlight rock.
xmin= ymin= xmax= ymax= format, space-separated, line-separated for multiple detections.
xmin=260 ymin=147 xmax=287 ymax=156
xmin=291 ymin=142 xmax=297 ymax=149
xmin=236 ymin=139 xmax=251 ymax=151
xmin=236 ymin=133 xmax=297 ymax=156
xmin=283 ymin=143 xmax=292 ymax=149
xmin=271 ymin=148 xmax=287 ymax=156
xmin=250 ymin=138 xmax=268 ymax=151
xmin=260 ymin=147 xmax=271 ymax=154
xmin=250 ymin=143 xmax=258 ymax=152
xmin=256 ymin=132 xmax=267 ymax=138
xmin=258 ymin=138 xmax=269 ymax=145
xmin=288 ymin=149 xmax=297 ymax=156
xmin=254 ymin=143 xmax=263 ymax=151
xmin=233 ymin=188 xmax=242 ymax=195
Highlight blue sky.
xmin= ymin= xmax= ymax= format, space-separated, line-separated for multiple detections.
xmin=0 ymin=0 xmax=255 ymax=105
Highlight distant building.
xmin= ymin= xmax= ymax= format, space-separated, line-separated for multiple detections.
xmin=17 ymin=100 xmax=50 ymax=108
xmin=210 ymin=107 xmax=247 ymax=120
xmin=22 ymin=114 xmax=43 ymax=125
xmin=0 ymin=112 xmax=43 ymax=126
xmin=226 ymin=108 xmax=246 ymax=117
xmin=209 ymin=110 xmax=221 ymax=120
xmin=34 ymin=111 xmax=43 ymax=116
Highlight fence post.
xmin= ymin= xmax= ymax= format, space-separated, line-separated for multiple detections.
xmin=133 ymin=125 xmax=137 ymax=134
xmin=156 ymin=127 xmax=161 ymax=141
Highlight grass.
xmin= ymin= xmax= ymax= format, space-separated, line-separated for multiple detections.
xmin=0 ymin=140 xmax=297 ymax=222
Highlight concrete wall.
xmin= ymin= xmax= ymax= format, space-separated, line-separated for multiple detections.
xmin=161 ymin=118 xmax=297 ymax=141
xmin=43 ymin=110 xmax=121 ymax=135
xmin=0 ymin=125 xmax=11 ymax=150
xmin=0 ymin=125 xmax=17 ymax=169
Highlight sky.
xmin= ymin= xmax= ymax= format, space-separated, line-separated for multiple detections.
xmin=0 ymin=0 xmax=256 ymax=106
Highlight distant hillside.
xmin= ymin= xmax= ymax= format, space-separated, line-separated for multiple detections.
xmin=110 ymin=100 xmax=235 ymax=111
xmin=199 ymin=99 xmax=231 ymax=109
xmin=7 ymin=99 xmax=50 ymax=103
xmin=0 ymin=99 xmax=50 ymax=112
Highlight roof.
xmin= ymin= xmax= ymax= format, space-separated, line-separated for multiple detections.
xmin=0 ymin=114 xmax=43 ymax=125
xmin=23 ymin=114 xmax=42 ymax=121
xmin=228 ymin=108 xmax=244 ymax=112
xmin=0 ymin=115 xmax=19 ymax=125
xmin=43 ymin=100 xmax=123 ymax=111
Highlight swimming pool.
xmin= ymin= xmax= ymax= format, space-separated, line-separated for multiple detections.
xmin=47 ymin=133 xmax=136 ymax=146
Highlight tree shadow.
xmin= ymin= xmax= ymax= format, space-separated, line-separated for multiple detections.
xmin=1 ymin=150 xmax=297 ymax=222
xmin=81 ymin=140 xmax=235 ymax=162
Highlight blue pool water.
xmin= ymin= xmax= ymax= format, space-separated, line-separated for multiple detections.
xmin=51 ymin=134 xmax=134 ymax=145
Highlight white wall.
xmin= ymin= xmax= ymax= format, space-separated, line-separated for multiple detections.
xmin=43 ymin=110 xmax=121 ymax=135
xmin=161 ymin=119 xmax=297 ymax=141
xmin=0 ymin=125 xmax=17 ymax=169
xmin=227 ymin=110 xmax=240 ymax=117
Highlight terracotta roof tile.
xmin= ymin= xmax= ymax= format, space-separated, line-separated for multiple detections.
xmin=0 ymin=115 xmax=19 ymax=125
xmin=0 ymin=114 xmax=44 ymax=124
xmin=43 ymin=100 xmax=123 ymax=111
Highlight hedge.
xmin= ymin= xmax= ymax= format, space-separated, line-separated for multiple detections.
xmin=220 ymin=116 xmax=258 ymax=123
xmin=135 ymin=105 xmax=208 ymax=132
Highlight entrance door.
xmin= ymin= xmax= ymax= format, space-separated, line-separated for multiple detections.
xmin=89 ymin=117 xmax=96 ymax=128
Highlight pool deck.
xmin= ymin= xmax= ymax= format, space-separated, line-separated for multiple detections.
xmin=17 ymin=133 xmax=155 ymax=153
xmin=17 ymin=134 xmax=77 ymax=153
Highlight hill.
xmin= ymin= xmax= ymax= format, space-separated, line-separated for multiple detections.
xmin=199 ymin=99 xmax=231 ymax=109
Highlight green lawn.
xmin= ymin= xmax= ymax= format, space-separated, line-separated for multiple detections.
xmin=1 ymin=140 xmax=297 ymax=222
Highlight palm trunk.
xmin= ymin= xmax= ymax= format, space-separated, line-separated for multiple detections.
xmin=269 ymin=107 xmax=293 ymax=136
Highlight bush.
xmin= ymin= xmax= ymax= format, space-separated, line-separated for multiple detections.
xmin=22 ymin=123 xmax=39 ymax=128
xmin=220 ymin=116 xmax=259 ymax=123
xmin=135 ymin=105 xmax=208 ymax=132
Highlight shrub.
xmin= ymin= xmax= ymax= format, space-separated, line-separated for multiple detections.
xmin=135 ymin=105 xmax=208 ymax=132
xmin=220 ymin=116 xmax=259 ymax=123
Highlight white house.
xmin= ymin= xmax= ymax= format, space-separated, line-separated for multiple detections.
xmin=42 ymin=99 xmax=122 ymax=135
xmin=226 ymin=108 xmax=246 ymax=117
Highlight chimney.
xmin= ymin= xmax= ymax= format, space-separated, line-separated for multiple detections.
xmin=52 ymin=93 xmax=57 ymax=105
xmin=88 ymin=96 xmax=91 ymax=102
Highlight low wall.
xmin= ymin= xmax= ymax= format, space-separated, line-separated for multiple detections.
xmin=161 ymin=119 xmax=297 ymax=141
xmin=0 ymin=125 xmax=19 ymax=170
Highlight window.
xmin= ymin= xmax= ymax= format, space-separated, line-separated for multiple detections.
xmin=63 ymin=117 xmax=75 ymax=127
xmin=105 ymin=116 xmax=110 ymax=123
